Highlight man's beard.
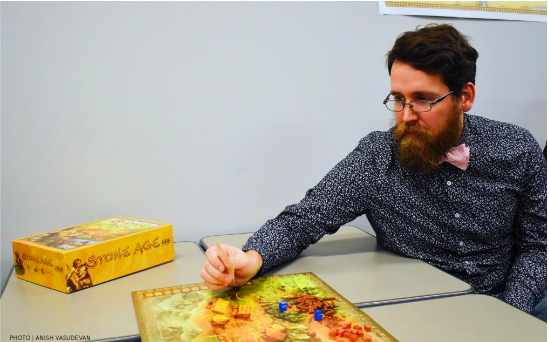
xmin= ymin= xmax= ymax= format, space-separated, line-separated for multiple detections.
xmin=393 ymin=106 xmax=463 ymax=174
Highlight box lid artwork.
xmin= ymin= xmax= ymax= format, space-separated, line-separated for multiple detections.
xmin=12 ymin=217 xmax=175 ymax=293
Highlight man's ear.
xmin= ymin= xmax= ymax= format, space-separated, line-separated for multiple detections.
xmin=461 ymin=82 xmax=476 ymax=112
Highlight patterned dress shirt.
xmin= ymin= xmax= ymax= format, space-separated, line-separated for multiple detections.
xmin=242 ymin=113 xmax=547 ymax=313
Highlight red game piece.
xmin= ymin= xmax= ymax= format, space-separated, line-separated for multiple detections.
xmin=350 ymin=333 xmax=358 ymax=342
xmin=329 ymin=330 xmax=337 ymax=338
xmin=353 ymin=325 xmax=362 ymax=330
xmin=357 ymin=330 xmax=364 ymax=337
xmin=364 ymin=324 xmax=372 ymax=332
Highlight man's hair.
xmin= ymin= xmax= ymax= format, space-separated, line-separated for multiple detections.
xmin=386 ymin=24 xmax=479 ymax=96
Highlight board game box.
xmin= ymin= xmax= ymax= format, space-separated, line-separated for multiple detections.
xmin=132 ymin=272 xmax=398 ymax=342
xmin=12 ymin=217 xmax=175 ymax=293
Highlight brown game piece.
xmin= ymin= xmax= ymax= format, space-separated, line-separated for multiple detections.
xmin=325 ymin=310 xmax=335 ymax=316
xmin=216 ymin=242 xmax=235 ymax=282
xmin=235 ymin=304 xmax=251 ymax=318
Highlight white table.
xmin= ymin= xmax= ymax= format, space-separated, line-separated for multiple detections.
xmin=363 ymin=294 xmax=547 ymax=342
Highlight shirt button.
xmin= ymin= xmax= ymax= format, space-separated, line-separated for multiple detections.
xmin=459 ymin=241 xmax=464 ymax=247
xmin=455 ymin=213 xmax=461 ymax=218
xmin=446 ymin=181 xmax=452 ymax=186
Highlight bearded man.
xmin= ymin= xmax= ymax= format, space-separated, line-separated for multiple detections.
xmin=200 ymin=24 xmax=547 ymax=320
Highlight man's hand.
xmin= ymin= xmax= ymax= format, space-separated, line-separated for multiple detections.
xmin=201 ymin=244 xmax=263 ymax=290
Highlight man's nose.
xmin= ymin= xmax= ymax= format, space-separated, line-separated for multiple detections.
xmin=401 ymin=104 xmax=419 ymax=123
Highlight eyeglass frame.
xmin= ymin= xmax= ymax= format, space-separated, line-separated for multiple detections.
xmin=383 ymin=90 xmax=455 ymax=113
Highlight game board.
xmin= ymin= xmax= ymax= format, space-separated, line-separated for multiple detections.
xmin=132 ymin=272 xmax=398 ymax=342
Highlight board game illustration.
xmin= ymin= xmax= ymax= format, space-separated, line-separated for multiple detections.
xmin=132 ymin=272 xmax=398 ymax=342
xmin=21 ymin=218 xmax=160 ymax=250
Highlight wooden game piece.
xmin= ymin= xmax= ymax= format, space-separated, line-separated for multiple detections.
xmin=235 ymin=304 xmax=252 ymax=318
xmin=216 ymin=242 xmax=235 ymax=283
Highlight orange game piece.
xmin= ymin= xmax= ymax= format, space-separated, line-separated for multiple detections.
xmin=364 ymin=324 xmax=372 ymax=332
xmin=350 ymin=334 xmax=358 ymax=342
xmin=357 ymin=330 xmax=364 ymax=337
xmin=353 ymin=325 xmax=362 ymax=330
xmin=329 ymin=330 xmax=337 ymax=338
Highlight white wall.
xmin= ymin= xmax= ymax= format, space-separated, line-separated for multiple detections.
xmin=1 ymin=2 xmax=546 ymax=292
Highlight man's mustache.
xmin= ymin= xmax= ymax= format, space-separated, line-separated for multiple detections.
xmin=394 ymin=122 xmax=433 ymax=141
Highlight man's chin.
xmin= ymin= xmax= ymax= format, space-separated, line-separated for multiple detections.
xmin=398 ymin=143 xmax=441 ymax=174
xmin=401 ymin=135 xmax=426 ymax=146
xmin=404 ymin=133 xmax=420 ymax=139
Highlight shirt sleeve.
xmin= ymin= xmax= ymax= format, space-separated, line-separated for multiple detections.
xmin=503 ymin=141 xmax=547 ymax=313
xmin=242 ymin=134 xmax=383 ymax=275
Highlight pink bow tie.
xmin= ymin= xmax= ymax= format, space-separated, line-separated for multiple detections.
xmin=440 ymin=144 xmax=470 ymax=171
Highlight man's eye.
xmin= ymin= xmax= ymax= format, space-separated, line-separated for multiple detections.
xmin=417 ymin=97 xmax=430 ymax=102
xmin=394 ymin=97 xmax=405 ymax=102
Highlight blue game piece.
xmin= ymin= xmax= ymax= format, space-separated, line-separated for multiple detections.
xmin=314 ymin=309 xmax=322 ymax=321
xmin=279 ymin=301 xmax=287 ymax=312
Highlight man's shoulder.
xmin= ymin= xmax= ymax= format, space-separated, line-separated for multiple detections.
xmin=339 ymin=131 xmax=395 ymax=171
xmin=466 ymin=114 xmax=543 ymax=170
xmin=356 ymin=130 xmax=394 ymax=153
xmin=467 ymin=114 xmax=537 ymax=145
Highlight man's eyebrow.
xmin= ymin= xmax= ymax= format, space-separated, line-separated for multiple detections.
xmin=389 ymin=91 xmax=438 ymax=96
xmin=412 ymin=91 xmax=438 ymax=97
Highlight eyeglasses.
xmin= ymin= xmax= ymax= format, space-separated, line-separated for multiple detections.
xmin=383 ymin=91 xmax=454 ymax=113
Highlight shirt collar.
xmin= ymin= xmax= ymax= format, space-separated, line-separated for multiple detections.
xmin=455 ymin=113 xmax=472 ymax=148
